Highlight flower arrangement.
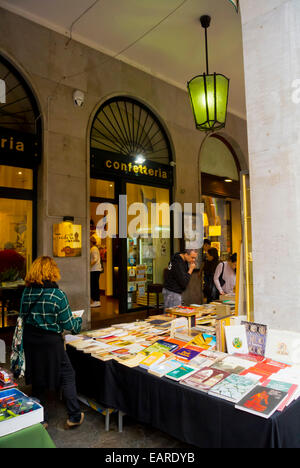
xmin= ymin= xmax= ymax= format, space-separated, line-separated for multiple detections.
xmin=0 ymin=249 xmax=26 ymax=283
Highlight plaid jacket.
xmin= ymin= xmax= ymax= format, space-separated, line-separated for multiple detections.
xmin=20 ymin=286 xmax=82 ymax=335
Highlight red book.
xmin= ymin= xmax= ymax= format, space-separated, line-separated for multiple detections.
xmin=261 ymin=378 xmax=298 ymax=412
xmin=233 ymin=353 xmax=265 ymax=363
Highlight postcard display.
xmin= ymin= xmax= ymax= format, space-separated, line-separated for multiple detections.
xmin=66 ymin=305 xmax=300 ymax=425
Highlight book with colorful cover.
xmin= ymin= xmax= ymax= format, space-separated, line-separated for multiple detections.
xmin=212 ymin=355 xmax=254 ymax=375
xmin=0 ymin=388 xmax=44 ymax=436
xmin=91 ymin=351 xmax=115 ymax=361
xmin=240 ymin=359 xmax=290 ymax=380
xmin=165 ymin=364 xmax=198 ymax=382
xmin=188 ymin=333 xmax=216 ymax=350
xmin=208 ymin=373 xmax=260 ymax=402
xmin=139 ymin=352 xmax=167 ymax=370
xmin=180 ymin=367 xmax=230 ymax=392
xmin=262 ymin=378 xmax=298 ymax=411
xmin=146 ymin=319 xmax=172 ymax=326
xmin=189 ymin=354 xmax=214 ymax=369
xmin=235 ymin=385 xmax=288 ymax=419
xmin=224 ymin=325 xmax=249 ymax=354
xmin=139 ymin=340 xmax=178 ymax=357
xmin=233 ymin=353 xmax=265 ymax=363
xmin=114 ymin=354 xmax=146 ymax=368
xmin=0 ymin=370 xmax=17 ymax=392
xmin=148 ymin=359 xmax=181 ymax=377
xmin=164 ymin=337 xmax=190 ymax=348
xmin=241 ymin=321 xmax=267 ymax=357
xmin=172 ymin=347 xmax=200 ymax=362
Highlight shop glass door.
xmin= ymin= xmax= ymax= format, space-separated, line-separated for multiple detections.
xmin=126 ymin=183 xmax=171 ymax=310
xmin=90 ymin=179 xmax=120 ymax=316
xmin=202 ymin=195 xmax=232 ymax=260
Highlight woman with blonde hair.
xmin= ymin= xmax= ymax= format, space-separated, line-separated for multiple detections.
xmin=19 ymin=256 xmax=84 ymax=429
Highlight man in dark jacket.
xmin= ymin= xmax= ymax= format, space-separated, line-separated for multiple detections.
xmin=163 ymin=249 xmax=198 ymax=310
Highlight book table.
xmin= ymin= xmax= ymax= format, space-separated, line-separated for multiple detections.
xmin=67 ymin=345 xmax=300 ymax=448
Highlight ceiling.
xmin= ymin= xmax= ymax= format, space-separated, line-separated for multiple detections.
xmin=0 ymin=0 xmax=246 ymax=119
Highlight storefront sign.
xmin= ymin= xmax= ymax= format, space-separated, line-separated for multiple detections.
xmin=105 ymin=159 xmax=168 ymax=180
xmin=53 ymin=222 xmax=82 ymax=257
xmin=0 ymin=127 xmax=40 ymax=165
xmin=91 ymin=149 xmax=172 ymax=186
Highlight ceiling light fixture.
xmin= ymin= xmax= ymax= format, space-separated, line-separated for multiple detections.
xmin=187 ymin=15 xmax=229 ymax=132
xmin=135 ymin=154 xmax=146 ymax=164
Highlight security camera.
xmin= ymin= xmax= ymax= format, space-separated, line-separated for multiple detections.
xmin=73 ymin=90 xmax=85 ymax=107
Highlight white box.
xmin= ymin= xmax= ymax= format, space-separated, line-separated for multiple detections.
xmin=0 ymin=388 xmax=44 ymax=437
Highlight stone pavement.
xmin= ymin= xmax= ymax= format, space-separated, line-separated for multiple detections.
xmin=1 ymin=332 xmax=194 ymax=449
xmin=17 ymin=382 xmax=193 ymax=449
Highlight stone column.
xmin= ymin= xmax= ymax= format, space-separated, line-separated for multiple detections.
xmin=240 ymin=0 xmax=300 ymax=329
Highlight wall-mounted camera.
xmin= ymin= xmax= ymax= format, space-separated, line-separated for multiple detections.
xmin=73 ymin=89 xmax=85 ymax=107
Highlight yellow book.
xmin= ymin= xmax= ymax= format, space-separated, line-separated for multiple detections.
xmin=139 ymin=351 xmax=166 ymax=369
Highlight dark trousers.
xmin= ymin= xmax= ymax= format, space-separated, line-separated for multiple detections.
xmin=90 ymin=271 xmax=100 ymax=301
xmin=32 ymin=352 xmax=81 ymax=423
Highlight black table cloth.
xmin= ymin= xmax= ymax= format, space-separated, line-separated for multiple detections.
xmin=67 ymin=345 xmax=300 ymax=448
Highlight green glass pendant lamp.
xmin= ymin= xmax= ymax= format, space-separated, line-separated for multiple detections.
xmin=187 ymin=15 xmax=229 ymax=132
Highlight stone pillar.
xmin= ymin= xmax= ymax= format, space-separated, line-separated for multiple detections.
xmin=240 ymin=0 xmax=300 ymax=329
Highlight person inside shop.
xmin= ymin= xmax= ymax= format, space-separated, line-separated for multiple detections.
xmin=163 ymin=249 xmax=198 ymax=310
xmin=213 ymin=252 xmax=237 ymax=296
xmin=90 ymin=235 xmax=102 ymax=308
xmin=202 ymin=247 xmax=220 ymax=303
xmin=15 ymin=256 xmax=84 ymax=429
xmin=198 ymin=238 xmax=211 ymax=301
xmin=202 ymin=238 xmax=211 ymax=259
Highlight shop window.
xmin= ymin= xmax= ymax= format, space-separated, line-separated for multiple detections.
xmin=0 ymin=198 xmax=32 ymax=281
xmin=90 ymin=179 xmax=115 ymax=199
xmin=0 ymin=166 xmax=33 ymax=190
xmin=91 ymin=97 xmax=171 ymax=166
xmin=0 ymin=55 xmax=41 ymax=328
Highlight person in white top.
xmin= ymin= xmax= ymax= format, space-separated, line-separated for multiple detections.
xmin=90 ymin=235 xmax=103 ymax=307
xmin=213 ymin=253 xmax=237 ymax=296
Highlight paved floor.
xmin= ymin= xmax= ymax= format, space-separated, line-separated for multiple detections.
xmin=1 ymin=332 xmax=194 ymax=449
xmin=10 ymin=383 xmax=194 ymax=449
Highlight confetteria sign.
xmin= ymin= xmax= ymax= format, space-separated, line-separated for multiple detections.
xmin=105 ymin=159 xmax=168 ymax=180
xmin=91 ymin=150 xmax=172 ymax=186
xmin=0 ymin=127 xmax=40 ymax=164
xmin=0 ymin=135 xmax=25 ymax=152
